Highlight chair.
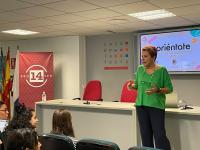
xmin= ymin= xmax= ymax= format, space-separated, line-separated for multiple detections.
xmin=0 ymin=131 xmax=5 ymax=150
xmin=120 ymin=81 xmax=137 ymax=103
xmin=76 ymin=138 xmax=120 ymax=150
xmin=73 ymin=80 xmax=102 ymax=101
xmin=128 ymin=146 xmax=161 ymax=150
xmin=39 ymin=133 xmax=75 ymax=150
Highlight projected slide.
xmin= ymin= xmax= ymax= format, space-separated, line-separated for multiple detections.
xmin=140 ymin=30 xmax=200 ymax=72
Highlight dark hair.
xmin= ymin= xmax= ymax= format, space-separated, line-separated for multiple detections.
xmin=4 ymin=128 xmax=38 ymax=150
xmin=142 ymin=45 xmax=157 ymax=61
xmin=0 ymin=101 xmax=5 ymax=108
xmin=51 ymin=109 xmax=75 ymax=137
xmin=5 ymin=103 xmax=35 ymax=130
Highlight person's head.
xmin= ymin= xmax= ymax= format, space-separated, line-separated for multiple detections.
xmin=142 ymin=45 xmax=157 ymax=68
xmin=29 ymin=110 xmax=39 ymax=128
xmin=5 ymin=128 xmax=41 ymax=150
xmin=51 ymin=109 xmax=74 ymax=137
xmin=0 ymin=101 xmax=9 ymax=120
xmin=6 ymin=103 xmax=38 ymax=130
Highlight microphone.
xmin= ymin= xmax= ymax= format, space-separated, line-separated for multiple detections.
xmin=181 ymin=105 xmax=193 ymax=110
xmin=83 ymin=100 xmax=90 ymax=104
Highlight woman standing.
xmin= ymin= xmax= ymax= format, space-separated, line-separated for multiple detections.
xmin=128 ymin=45 xmax=173 ymax=150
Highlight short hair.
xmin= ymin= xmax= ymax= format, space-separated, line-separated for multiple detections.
xmin=51 ymin=109 xmax=75 ymax=137
xmin=142 ymin=45 xmax=157 ymax=61
xmin=4 ymin=128 xmax=38 ymax=150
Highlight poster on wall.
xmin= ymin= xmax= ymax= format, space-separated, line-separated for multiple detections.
xmin=19 ymin=52 xmax=54 ymax=108
xmin=103 ymin=41 xmax=129 ymax=70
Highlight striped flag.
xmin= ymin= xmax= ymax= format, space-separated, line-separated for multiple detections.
xmin=0 ymin=48 xmax=4 ymax=101
xmin=2 ymin=48 xmax=12 ymax=116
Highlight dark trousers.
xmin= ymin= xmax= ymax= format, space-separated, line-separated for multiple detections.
xmin=136 ymin=106 xmax=171 ymax=150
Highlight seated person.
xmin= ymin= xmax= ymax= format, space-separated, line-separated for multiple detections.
xmin=3 ymin=128 xmax=41 ymax=150
xmin=0 ymin=101 xmax=9 ymax=131
xmin=51 ymin=109 xmax=77 ymax=149
xmin=5 ymin=103 xmax=38 ymax=130
xmin=0 ymin=101 xmax=9 ymax=150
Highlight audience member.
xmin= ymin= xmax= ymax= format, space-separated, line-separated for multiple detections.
xmin=5 ymin=103 xmax=38 ymax=130
xmin=0 ymin=101 xmax=9 ymax=150
xmin=0 ymin=101 xmax=9 ymax=121
xmin=0 ymin=101 xmax=8 ymax=132
xmin=4 ymin=128 xmax=41 ymax=150
xmin=51 ymin=109 xmax=77 ymax=149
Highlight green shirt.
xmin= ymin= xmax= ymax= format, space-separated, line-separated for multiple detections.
xmin=134 ymin=65 xmax=173 ymax=109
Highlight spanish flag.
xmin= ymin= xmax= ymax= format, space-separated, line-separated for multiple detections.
xmin=2 ymin=48 xmax=11 ymax=116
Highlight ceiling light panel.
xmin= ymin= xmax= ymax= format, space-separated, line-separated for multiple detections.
xmin=2 ymin=29 xmax=39 ymax=35
xmin=128 ymin=9 xmax=176 ymax=20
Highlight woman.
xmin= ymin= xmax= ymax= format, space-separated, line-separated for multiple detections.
xmin=0 ymin=101 xmax=9 ymax=150
xmin=5 ymin=103 xmax=38 ymax=130
xmin=0 ymin=101 xmax=9 ymax=121
xmin=5 ymin=128 xmax=41 ymax=150
xmin=51 ymin=109 xmax=77 ymax=149
xmin=128 ymin=45 xmax=173 ymax=150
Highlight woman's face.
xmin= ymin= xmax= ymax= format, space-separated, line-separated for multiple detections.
xmin=142 ymin=50 xmax=155 ymax=68
xmin=30 ymin=111 xmax=39 ymax=128
xmin=0 ymin=104 xmax=9 ymax=120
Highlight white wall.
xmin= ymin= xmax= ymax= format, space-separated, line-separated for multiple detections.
xmin=86 ymin=33 xmax=200 ymax=105
xmin=86 ymin=33 xmax=134 ymax=101
xmin=0 ymin=35 xmax=86 ymax=99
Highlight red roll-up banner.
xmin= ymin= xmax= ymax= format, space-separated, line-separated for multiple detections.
xmin=19 ymin=52 xmax=54 ymax=109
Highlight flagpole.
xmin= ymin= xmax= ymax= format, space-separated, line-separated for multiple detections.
xmin=10 ymin=47 xmax=19 ymax=118
xmin=0 ymin=47 xmax=3 ymax=101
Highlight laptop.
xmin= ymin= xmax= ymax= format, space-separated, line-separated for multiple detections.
xmin=165 ymin=92 xmax=179 ymax=108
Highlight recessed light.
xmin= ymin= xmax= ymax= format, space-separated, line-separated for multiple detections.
xmin=2 ymin=29 xmax=39 ymax=35
xmin=128 ymin=9 xmax=176 ymax=20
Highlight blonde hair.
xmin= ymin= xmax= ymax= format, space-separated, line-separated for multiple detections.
xmin=142 ymin=45 xmax=157 ymax=61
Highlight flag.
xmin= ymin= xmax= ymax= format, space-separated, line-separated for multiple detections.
xmin=2 ymin=48 xmax=11 ymax=116
xmin=0 ymin=48 xmax=4 ymax=101
xmin=10 ymin=51 xmax=19 ymax=117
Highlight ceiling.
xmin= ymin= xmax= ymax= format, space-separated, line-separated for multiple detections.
xmin=0 ymin=0 xmax=200 ymax=41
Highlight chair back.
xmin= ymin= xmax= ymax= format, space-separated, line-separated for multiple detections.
xmin=39 ymin=133 xmax=75 ymax=150
xmin=128 ymin=146 xmax=161 ymax=150
xmin=82 ymin=80 xmax=102 ymax=101
xmin=120 ymin=81 xmax=137 ymax=103
xmin=76 ymin=138 xmax=120 ymax=150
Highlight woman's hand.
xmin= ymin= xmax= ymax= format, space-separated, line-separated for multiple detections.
xmin=145 ymin=84 xmax=159 ymax=95
xmin=127 ymin=80 xmax=135 ymax=90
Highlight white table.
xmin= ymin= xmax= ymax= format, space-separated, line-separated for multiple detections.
xmin=165 ymin=106 xmax=200 ymax=150
xmin=36 ymin=100 xmax=200 ymax=150
xmin=36 ymin=100 xmax=139 ymax=150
